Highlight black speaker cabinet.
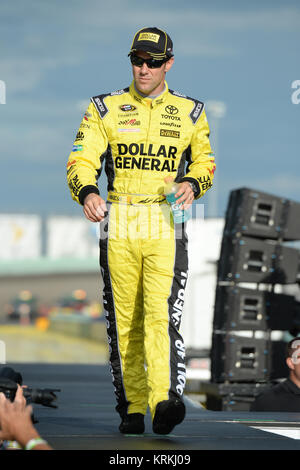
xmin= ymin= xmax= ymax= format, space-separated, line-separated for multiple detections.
xmin=204 ymin=382 xmax=271 ymax=411
xmin=211 ymin=333 xmax=288 ymax=383
xmin=213 ymin=285 xmax=298 ymax=331
xmin=219 ymin=382 xmax=272 ymax=411
xmin=224 ymin=187 xmax=300 ymax=241
xmin=217 ymin=235 xmax=300 ymax=284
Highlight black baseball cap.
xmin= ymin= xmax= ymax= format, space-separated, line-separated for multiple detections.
xmin=129 ymin=27 xmax=174 ymax=60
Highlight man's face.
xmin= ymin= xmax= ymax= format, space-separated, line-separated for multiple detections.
xmin=131 ymin=50 xmax=174 ymax=96
xmin=287 ymin=344 xmax=300 ymax=384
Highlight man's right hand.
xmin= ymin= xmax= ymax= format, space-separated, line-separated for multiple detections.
xmin=83 ymin=193 xmax=108 ymax=222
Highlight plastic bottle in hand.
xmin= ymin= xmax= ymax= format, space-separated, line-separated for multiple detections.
xmin=164 ymin=177 xmax=190 ymax=224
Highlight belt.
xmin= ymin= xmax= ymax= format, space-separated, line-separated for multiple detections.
xmin=107 ymin=191 xmax=167 ymax=206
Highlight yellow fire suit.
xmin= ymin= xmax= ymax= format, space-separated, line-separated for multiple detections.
xmin=67 ymin=81 xmax=215 ymax=419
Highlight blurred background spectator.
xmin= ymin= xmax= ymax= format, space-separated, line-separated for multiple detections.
xmin=251 ymin=337 xmax=300 ymax=412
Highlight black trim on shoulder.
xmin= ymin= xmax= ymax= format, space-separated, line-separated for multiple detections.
xmin=169 ymin=89 xmax=205 ymax=125
xmin=189 ymin=100 xmax=204 ymax=124
xmin=110 ymin=87 xmax=129 ymax=96
xmin=91 ymin=94 xmax=110 ymax=119
xmin=91 ymin=88 xmax=130 ymax=119
xmin=169 ymin=89 xmax=188 ymax=99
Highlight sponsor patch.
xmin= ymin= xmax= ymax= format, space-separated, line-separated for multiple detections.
xmin=160 ymin=121 xmax=181 ymax=128
xmin=119 ymin=104 xmax=137 ymax=112
xmin=161 ymin=114 xmax=181 ymax=122
xmin=93 ymin=96 xmax=109 ymax=119
xmin=171 ymin=90 xmax=187 ymax=98
xmin=67 ymin=159 xmax=76 ymax=168
xmin=138 ymin=32 xmax=160 ymax=43
xmin=118 ymin=112 xmax=139 ymax=118
xmin=84 ymin=111 xmax=91 ymax=121
xmin=189 ymin=100 xmax=204 ymax=124
xmin=110 ymin=89 xmax=125 ymax=96
xmin=117 ymin=142 xmax=177 ymax=159
xmin=160 ymin=129 xmax=180 ymax=139
xmin=165 ymin=105 xmax=179 ymax=115
xmin=72 ymin=144 xmax=83 ymax=152
xmin=75 ymin=131 xmax=84 ymax=141
xmin=115 ymin=156 xmax=177 ymax=172
xmin=117 ymin=128 xmax=140 ymax=133
xmin=68 ymin=174 xmax=83 ymax=196
xmin=197 ymin=175 xmax=212 ymax=191
xmin=117 ymin=118 xmax=141 ymax=126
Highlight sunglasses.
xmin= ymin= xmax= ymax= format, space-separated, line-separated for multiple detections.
xmin=130 ymin=54 xmax=168 ymax=69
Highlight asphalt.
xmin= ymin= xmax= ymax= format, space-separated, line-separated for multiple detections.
xmin=4 ymin=362 xmax=300 ymax=453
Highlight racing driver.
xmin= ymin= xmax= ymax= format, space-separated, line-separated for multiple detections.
xmin=66 ymin=27 xmax=216 ymax=435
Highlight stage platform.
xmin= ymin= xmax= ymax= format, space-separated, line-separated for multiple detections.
xmin=6 ymin=363 xmax=300 ymax=452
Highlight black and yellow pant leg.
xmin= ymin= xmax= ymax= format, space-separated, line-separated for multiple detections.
xmin=142 ymin=204 xmax=188 ymax=419
xmin=100 ymin=203 xmax=148 ymax=418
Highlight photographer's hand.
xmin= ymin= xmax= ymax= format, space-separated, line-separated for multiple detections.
xmin=0 ymin=385 xmax=52 ymax=449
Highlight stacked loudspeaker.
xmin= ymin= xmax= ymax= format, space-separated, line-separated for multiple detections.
xmin=209 ymin=187 xmax=300 ymax=410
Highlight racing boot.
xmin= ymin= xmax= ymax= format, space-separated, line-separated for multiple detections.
xmin=152 ymin=398 xmax=185 ymax=435
xmin=119 ymin=413 xmax=145 ymax=434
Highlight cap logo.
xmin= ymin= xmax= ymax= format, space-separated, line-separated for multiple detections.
xmin=138 ymin=32 xmax=160 ymax=43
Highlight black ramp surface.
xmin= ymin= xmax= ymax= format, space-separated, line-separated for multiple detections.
xmin=7 ymin=363 xmax=300 ymax=450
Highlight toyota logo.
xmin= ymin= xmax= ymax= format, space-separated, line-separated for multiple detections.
xmin=165 ymin=105 xmax=179 ymax=115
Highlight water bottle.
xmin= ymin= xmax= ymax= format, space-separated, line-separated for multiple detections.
xmin=164 ymin=178 xmax=190 ymax=224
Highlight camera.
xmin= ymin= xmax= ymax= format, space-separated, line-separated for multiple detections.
xmin=0 ymin=367 xmax=60 ymax=408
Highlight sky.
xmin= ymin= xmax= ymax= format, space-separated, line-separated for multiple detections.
xmin=0 ymin=0 xmax=299 ymax=219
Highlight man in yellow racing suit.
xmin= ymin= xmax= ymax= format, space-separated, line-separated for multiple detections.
xmin=67 ymin=27 xmax=216 ymax=435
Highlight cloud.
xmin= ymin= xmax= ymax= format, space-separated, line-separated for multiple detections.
xmin=172 ymin=7 xmax=300 ymax=33
xmin=66 ymin=2 xmax=300 ymax=33
xmin=251 ymin=175 xmax=300 ymax=199
xmin=0 ymin=58 xmax=59 ymax=93
xmin=0 ymin=124 xmax=72 ymax=163
xmin=175 ymin=43 xmax=238 ymax=58
xmin=76 ymin=100 xmax=90 ymax=112
xmin=1 ymin=2 xmax=299 ymax=97
xmin=220 ymin=173 xmax=300 ymax=203
xmin=0 ymin=0 xmax=299 ymax=217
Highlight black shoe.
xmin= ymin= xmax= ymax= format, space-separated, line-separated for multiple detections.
xmin=119 ymin=413 xmax=145 ymax=434
xmin=152 ymin=399 xmax=185 ymax=435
